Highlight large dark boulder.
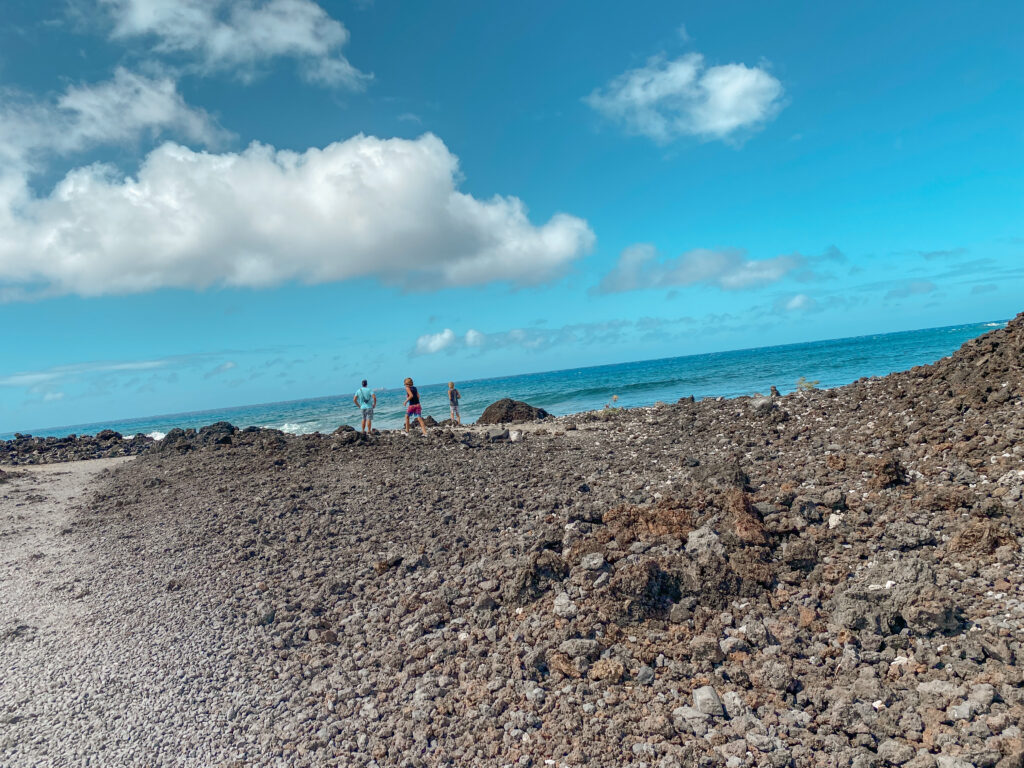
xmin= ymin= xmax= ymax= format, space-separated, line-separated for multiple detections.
xmin=476 ymin=398 xmax=549 ymax=425
xmin=196 ymin=421 xmax=238 ymax=446
xmin=158 ymin=427 xmax=194 ymax=454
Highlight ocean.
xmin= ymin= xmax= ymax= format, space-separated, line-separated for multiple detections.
xmin=5 ymin=320 xmax=1007 ymax=440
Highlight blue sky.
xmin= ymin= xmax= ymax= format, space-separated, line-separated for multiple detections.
xmin=1 ymin=0 xmax=1022 ymax=433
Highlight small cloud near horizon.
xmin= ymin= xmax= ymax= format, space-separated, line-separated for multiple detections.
xmin=595 ymin=244 xmax=804 ymax=294
xmin=885 ymin=280 xmax=937 ymax=301
xmin=204 ymin=361 xmax=238 ymax=378
xmin=413 ymin=329 xmax=457 ymax=356
xmin=773 ymin=293 xmax=818 ymax=313
xmin=919 ymin=248 xmax=968 ymax=261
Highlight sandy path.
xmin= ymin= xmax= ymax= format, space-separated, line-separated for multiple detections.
xmin=1 ymin=460 xmax=131 ymax=636
xmin=0 ymin=460 xmax=134 ymax=765
xmin=0 ymin=459 xmax=268 ymax=768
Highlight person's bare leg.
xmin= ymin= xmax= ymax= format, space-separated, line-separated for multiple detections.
xmin=418 ymin=416 xmax=427 ymax=436
xmin=405 ymin=414 xmax=410 ymax=433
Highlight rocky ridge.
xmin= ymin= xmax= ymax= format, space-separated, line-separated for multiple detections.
xmin=2 ymin=314 xmax=1023 ymax=767
xmin=1 ymin=429 xmax=154 ymax=465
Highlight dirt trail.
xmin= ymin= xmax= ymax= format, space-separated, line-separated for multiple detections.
xmin=1 ymin=458 xmax=132 ymax=639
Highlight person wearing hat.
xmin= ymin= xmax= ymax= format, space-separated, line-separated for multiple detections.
xmin=404 ymin=377 xmax=428 ymax=436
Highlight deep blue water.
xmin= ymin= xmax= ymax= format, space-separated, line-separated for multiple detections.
xmin=4 ymin=320 xmax=1006 ymax=440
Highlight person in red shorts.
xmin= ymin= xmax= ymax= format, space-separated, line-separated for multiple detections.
xmin=403 ymin=377 xmax=428 ymax=436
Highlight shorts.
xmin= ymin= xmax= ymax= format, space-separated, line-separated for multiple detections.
xmin=360 ymin=407 xmax=374 ymax=420
xmin=450 ymin=405 xmax=460 ymax=418
xmin=407 ymin=404 xmax=422 ymax=417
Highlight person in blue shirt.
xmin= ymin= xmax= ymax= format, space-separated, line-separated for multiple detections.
xmin=352 ymin=380 xmax=377 ymax=434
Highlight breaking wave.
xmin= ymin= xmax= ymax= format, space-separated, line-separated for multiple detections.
xmin=277 ymin=421 xmax=324 ymax=435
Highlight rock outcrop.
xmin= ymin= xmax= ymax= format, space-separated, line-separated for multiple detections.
xmin=1 ymin=431 xmax=154 ymax=465
xmin=476 ymin=398 xmax=550 ymax=425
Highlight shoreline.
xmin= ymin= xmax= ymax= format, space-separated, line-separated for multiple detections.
xmin=3 ymin=318 xmax=1007 ymax=443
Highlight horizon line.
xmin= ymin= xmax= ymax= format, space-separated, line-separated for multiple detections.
xmin=3 ymin=316 xmax=1008 ymax=438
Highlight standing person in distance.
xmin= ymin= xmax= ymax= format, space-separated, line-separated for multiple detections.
xmin=404 ymin=377 xmax=428 ymax=436
xmin=447 ymin=381 xmax=462 ymax=426
xmin=352 ymin=379 xmax=376 ymax=434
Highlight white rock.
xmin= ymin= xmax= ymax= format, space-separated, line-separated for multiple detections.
xmin=553 ymin=592 xmax=578 ymax=619
xmin=580 ymin=552 xmax=605 ymax=571
xmin=693 ymin=685 xmax=724 ymax=717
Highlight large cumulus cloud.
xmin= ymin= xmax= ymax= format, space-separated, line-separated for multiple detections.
xmin=0 ymin=133 xmax=594 ymax=298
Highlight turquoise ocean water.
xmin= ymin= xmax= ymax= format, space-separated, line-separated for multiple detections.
xmin=4 ymin=320 xmax=1007 ymax=440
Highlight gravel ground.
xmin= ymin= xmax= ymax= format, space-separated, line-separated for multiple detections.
xmin=2 ymin=315 xmax=1023 ymax=768
xmin=0 ymin=459 xmax=275 ymax=767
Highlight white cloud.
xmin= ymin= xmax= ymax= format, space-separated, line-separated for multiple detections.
xmin=0 ymin=68 xmax=224 ymax=170
xmin=586 ymin=52 xmax=784 ymax=143
xmin=596 ymin=244 xmax=800 ymax=293
xmin=0 ymin=133 xmax=594 ymax=298
xmin=885 ymin=280 xmax=936 ymax=300
xmin=414 ymin=328 xmax=456 ymax=355
xmin=918 ymin=248 xmax=968 ymax=261
xmin=0 ymin=358 xmax=172 ymax=388
xmin=0 ymin=372 xmax=63 ymax=388
xmin=204 ymin=360 xmax=238 ymax=378
xmin=774 ymin=293 xmax=817 ymax=313
xmin=101 ymin=0 xmax=369 ymax=87
xmin=413 ymin=320 xmax=638 ymax=356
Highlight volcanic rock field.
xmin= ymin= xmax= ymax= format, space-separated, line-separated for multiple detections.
xmin=2 ymin=315 xmax=1023 ymax=768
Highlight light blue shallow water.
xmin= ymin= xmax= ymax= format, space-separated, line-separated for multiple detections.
xmin=5 ymin=320 xmax=1006 ymax=440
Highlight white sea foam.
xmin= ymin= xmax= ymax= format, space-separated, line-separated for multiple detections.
xmin=147 ymin=431 xmax=166 ymax=441
xmin=985 ymin=322 xmax=1005 ymax=327
xmin=278 ymin=422 xmax=323 ymax=435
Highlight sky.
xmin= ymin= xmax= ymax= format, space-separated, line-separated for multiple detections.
xmin=1 ymin=0 xmax=1022 ymax=433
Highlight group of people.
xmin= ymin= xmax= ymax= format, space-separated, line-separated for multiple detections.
xmin=351 ymin=378 xmax=461 ymax=436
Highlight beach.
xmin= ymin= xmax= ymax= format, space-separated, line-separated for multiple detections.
xmin=2 ymin=314 xmax=1023 ymax=767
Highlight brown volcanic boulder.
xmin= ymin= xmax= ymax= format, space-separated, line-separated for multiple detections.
xmin=476 ymin=398 xmax=549 ymax=425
